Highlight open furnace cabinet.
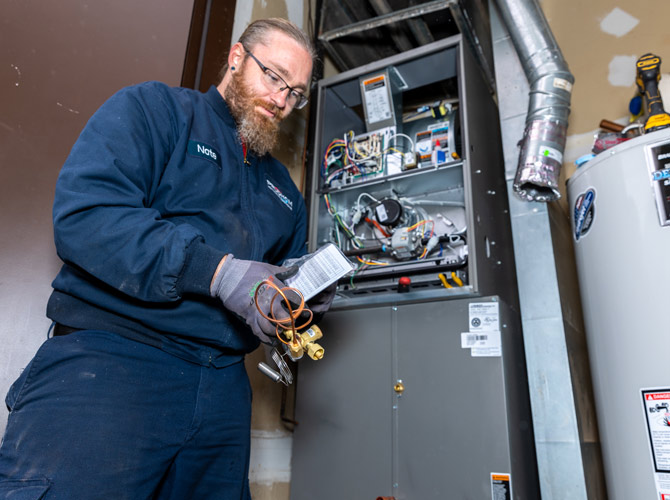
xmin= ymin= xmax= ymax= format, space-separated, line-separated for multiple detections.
xmin=290 ymin=35 xmax=540 ymax=500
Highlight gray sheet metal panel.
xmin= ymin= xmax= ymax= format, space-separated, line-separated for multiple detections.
xmin=290 ymin=306 xmax=394 ymax=500
xmin=395 ymin=298 xmax=510 ymax=499
xmin=291 ymin=297 xmax=538 ymax=499
xmin=457 ymin=33 xmax=519 ymax=307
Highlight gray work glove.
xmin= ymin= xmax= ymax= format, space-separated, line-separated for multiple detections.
xmin=210 ymin=255 xmax=296 ymax=344
xmin=307 ymin=282 xmax=337 ymax=316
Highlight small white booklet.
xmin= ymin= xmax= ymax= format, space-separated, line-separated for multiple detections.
xmin=284 ymin=243 xmax=354 ymax=300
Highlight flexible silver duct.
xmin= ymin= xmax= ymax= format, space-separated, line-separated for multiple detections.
xmin=494 ymin=0 xmax=574 ymax=202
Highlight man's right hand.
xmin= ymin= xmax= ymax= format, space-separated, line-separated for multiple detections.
xmin=210 ymin=255 xmax=294 ymax=344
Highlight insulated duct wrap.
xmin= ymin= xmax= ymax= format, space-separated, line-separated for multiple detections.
xmin=494 ymin=0 xmax=574 ymax=202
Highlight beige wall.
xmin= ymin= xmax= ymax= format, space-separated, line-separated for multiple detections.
xmin=540 ymin=0 xmax=670 ymax=183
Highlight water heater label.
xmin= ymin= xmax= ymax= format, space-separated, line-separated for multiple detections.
xmin=573 ymin=188 xmax=596 ymax=241
xmin=641 ymin=388 xmax=670 ymax=499
xmin=646 ymin=141 xmax=670 ymax=226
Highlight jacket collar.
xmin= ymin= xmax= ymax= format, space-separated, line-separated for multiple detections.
xmin=204 ymin=85 xmax=237 ymax=128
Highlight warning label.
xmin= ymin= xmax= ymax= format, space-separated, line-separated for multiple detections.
xmin=641 ymin=388 xmax=670 ymax=499
xmin=491 ymin=473 xmax=511 ymax=500
xmin=642 ymin=389 xmax=670 ymax=472
xmin=362 ymin=74 xmax=392 ymax=124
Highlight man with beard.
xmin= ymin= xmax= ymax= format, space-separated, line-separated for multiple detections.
xmin=0 ymin=18 xmax=334 ymax=499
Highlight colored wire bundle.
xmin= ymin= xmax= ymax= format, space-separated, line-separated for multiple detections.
xmin=322 ymin=131 xmax=392 ymax=188
xmin=356 ymin=255 xmax=388 ymax=266
xmin=324 ymin=194 xmax=363 ymax=248
xmin=322 ymin=139 xmax=345 ymax=178
xmin=407 ymin=219 xmax=435 ymax=238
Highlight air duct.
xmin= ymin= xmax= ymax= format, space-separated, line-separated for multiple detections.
xmin=494 ymin=0 xmax=574 ymax=202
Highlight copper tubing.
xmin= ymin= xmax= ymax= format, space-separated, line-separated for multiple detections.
xmin=599 ymin=119 xmax=624 ymax=133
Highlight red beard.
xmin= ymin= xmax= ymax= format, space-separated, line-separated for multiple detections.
xmin=224 ymin=67 xmax=284 ymax=156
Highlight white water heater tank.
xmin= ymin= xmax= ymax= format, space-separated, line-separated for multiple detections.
xmin=567 ymin=129 xmax=670 ymax=500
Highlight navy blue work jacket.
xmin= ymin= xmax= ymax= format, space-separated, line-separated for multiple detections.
xmin=47 ymin=82 xmax=307 ymax=366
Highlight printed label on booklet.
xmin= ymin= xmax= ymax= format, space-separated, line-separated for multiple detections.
xmin=284 ymin=243 xmax=354 ymax=301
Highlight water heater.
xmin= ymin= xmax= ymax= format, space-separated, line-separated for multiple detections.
xmin=567 ymin=129 xmax=670 ymax=500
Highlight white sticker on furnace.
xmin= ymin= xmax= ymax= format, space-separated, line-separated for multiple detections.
xmin=464 ymin=302 xmax=501 ymax=357
xmin=461 ymin=330 xmax=501 ymax=357
xmin=469 ymin=302 xmax=499 ymax=331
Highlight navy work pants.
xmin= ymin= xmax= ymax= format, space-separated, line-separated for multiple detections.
xmin=0 ymin=330 xmax=252 ymax=499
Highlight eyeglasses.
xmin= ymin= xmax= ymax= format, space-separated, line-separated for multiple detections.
xmin=243 ymin=47 xmax=309 ymax=110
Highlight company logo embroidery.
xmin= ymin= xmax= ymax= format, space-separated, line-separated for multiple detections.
xmin=187 ymin=140 xmax=222 ymax=168
xmin=573 ymin=188 xmax=595 ymax=241
xmin=266 ymin=179 xmax=293 ymax=211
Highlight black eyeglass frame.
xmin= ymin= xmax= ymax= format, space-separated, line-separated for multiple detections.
xmin=242 ymin=47 xmax=309 ymax=110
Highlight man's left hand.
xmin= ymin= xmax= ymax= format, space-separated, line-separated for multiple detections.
xmin=307 ymin=282 xmax=337 ymax=316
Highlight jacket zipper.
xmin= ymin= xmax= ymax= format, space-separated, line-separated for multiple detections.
xmin=240 ymin=141 xmax=263 ymax=260
xmin=242 ymin=141 xmax=250 ymax=166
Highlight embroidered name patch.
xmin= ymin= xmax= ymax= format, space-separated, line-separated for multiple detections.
xmin=266 ymin=179 xmax=293 ymax=211
xmin=187 ymin=140 xmax=222 ymax=168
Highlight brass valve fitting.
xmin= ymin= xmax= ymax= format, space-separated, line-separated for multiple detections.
xmin=283 ymin=325 xmax=325 ymax=361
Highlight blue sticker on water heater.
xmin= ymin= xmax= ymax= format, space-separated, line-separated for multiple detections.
xmin=573 ymin=188 xmax=596 ymax=241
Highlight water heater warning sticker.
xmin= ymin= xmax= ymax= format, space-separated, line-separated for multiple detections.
xmin=641 ymin=388 xmax=670 ymax=499
xmin=491 ymin=473 xmax=511 ymax=500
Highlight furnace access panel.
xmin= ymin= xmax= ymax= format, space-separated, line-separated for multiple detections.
xmin=307 ymin=35 xmax=515 ymax=308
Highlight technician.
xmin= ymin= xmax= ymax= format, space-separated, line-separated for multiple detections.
xmin=0 ymin=18 xmax=333 ymax=499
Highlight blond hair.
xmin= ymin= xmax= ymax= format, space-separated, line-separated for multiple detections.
xmin=219 ymin=18 xmax=316 ymax=82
